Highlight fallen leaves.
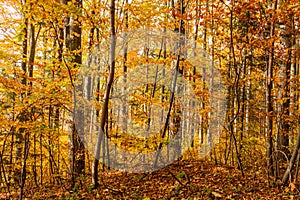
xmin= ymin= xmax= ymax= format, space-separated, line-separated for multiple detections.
xmin=12 ymin=159 xmax=300 ymax=199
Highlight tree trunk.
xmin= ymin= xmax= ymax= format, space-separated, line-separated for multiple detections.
xmin=19 ymin=2 xmax=39 ymax=198
xmin=282 ymin=127 xmax=300 ymax=185
xmin=277 ymin=14 xmax=293 ymax=158
xmin=266 ymin=0 xmax=278 ymax=177
xmin=63 ymin=0 xmax=85 ymax=187
xmin=15 ymin=0 xmax=28 ymax=187
xmin=153 ymin=0 xmax=184 ymax=168
xmin=92 ymin=0 xmax=116 ymax=188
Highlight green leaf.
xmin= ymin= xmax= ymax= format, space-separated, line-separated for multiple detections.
xmin=176 ymin=171 xmax=185 ymax=179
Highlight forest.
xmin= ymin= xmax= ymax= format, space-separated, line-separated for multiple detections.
xmin=0 ymin=0 xmax=299 ymax=199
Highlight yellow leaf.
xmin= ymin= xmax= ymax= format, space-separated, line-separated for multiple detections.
xmin=212 ymin=191 xmax=222 ymax=198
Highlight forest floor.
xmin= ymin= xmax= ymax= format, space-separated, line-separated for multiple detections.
xmin=9 ymin=159 xmax=300 ymax=199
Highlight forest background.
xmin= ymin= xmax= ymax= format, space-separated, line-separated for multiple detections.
xmin=0 ymin=0 xmax=299 ymax=199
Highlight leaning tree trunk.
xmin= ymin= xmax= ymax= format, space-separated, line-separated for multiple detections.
xmin=282 ymin=127 xmax=300 ymax=185
xmin=153 ymin=0 xmax=184 ymax=168
xmin=92 ymin=0 xmax=116 ymax=188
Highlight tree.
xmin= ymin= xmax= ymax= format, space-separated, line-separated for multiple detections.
xmin=62 ymin=0 xmax=85 ymax=187
xmin=92 ymin=0 xmax=116 ymax=188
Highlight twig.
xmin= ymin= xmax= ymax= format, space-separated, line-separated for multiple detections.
xmin=168 ymin=170 xmax=184 ymax=186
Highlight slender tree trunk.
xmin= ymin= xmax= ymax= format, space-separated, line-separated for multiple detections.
xmin=15 ymin=0 xmax=28 ymax=187
xmin=282 ymin=127 xmax=300 ymax=185
xmin=63 ymin=0 xmax=85 ymax=187
xmin=92 ymin=0 xmax=116 ymax=188
xmin=19 ymin=133 xmax=30 ymax=200
xmin=153 ymin=0 xmax=184 ymax=168
xmin=266 ymin=0 xmax=278 ymax=177
xmin=281 ymin=12 xmax=297 ymax=186
xmin=19 ymin=2 xmax=39 ymax=198
xmin=277 ymin=14 xmax=293 ymax=157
